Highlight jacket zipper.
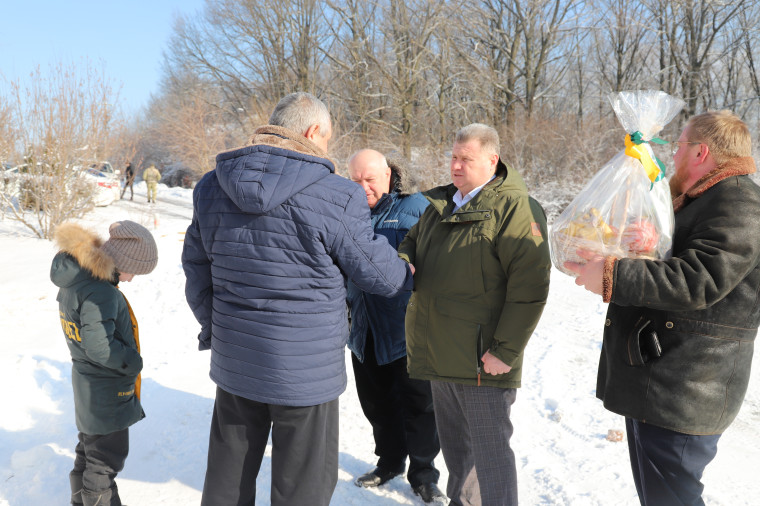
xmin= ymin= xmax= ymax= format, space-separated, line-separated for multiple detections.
xmin=476 ymin=325 xmax=483 ymax=386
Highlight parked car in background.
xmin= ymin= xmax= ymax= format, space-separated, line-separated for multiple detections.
xmin=83 ymin=167 xmax=120 ymax=206
xmin=160 ymin=163 xmax=197 ymax=188
xmin=1 ymin=163 xmax=119 ymax=208
xmin=90 ymin=161 xmax=120 ymax=181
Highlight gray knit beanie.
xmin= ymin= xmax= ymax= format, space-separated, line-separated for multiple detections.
xmin=101 ymin=220 xmax=158 ymax=275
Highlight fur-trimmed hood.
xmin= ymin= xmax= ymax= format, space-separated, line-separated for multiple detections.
xmin=386 ymin=152 xmax=419 ymax=195
xmin=51 ymin=222 xmax=115 ymax=285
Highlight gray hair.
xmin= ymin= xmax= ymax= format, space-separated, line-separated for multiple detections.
xmin=455 ymin=123 xmax=500 ymax=156
xmin=269 ymin=92 xmax=331 ymax=137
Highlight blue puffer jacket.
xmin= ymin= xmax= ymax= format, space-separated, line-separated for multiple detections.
xmin=347 ymin=191 xmax=429 ymax=365
xmin=181 ymin=126 xmax=413 ymax=407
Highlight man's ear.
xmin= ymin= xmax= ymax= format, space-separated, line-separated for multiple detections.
xmin=304 ymin=124 xmax=320 ymax=142
xmin=696 ymin=143 xmax=711 ymax=164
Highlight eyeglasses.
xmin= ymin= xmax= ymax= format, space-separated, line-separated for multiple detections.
xmin=670 ymin=141 xmax=701 ymax=156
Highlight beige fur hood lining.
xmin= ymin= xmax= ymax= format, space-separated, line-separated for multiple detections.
xmin=54 ymin=222 xmax=115 ymax=281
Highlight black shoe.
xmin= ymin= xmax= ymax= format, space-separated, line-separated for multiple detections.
xmin=354 ymin=467 xmax=401 ymax=488
xmin=413 ymin=482 xmax=446 ymax=503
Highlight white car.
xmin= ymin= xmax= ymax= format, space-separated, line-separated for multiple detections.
xmin=1 ymin=164 xmax=120 ymax=208
xmin=90 ymin=161 xmax=120 ymax=181
xmin=82 ymin=167 xmax=120 ymax=206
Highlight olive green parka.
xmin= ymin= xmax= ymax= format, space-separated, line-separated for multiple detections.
xmin=51 ymin=223 xmax=144 ymax=435
xmin=398 ymin=161 xmax=551 ymax=388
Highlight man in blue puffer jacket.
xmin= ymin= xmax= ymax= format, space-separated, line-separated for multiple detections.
xmin=346 ymin=150 xmax=444 ymax=503
xmin=181 ymin=92 xmax=414 ymax=506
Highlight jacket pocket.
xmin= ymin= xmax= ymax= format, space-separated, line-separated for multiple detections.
xmin=627 ymin=317 xmax=662 ymax=367
xmin=648 ymin=319 xmax=751 ymax=432
xmin=427 ymin=297 xmax=491 ymax=379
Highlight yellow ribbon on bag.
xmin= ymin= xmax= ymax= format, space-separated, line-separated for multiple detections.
xmin=624 ymin=131 xmax=667 ymax=183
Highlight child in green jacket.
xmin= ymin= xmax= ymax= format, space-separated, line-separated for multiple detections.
xmin=51 ymin=220 xmax=158 ymax=506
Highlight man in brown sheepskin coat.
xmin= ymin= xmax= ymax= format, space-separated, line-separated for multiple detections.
xmin=568 ymin=110 xmax=760 ymax=505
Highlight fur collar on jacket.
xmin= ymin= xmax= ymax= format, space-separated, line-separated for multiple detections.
xmin=673 ymin=156 xmax=756 ymax=213
xmin=248 ymin=125 xmax=329 ymax=160
xmin=54 ymin=223 xmax=115 ymax=281
xmin=386 ymin=152 xmax=419 ymax=195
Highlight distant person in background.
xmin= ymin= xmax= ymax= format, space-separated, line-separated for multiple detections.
xmin=51 ymin=220 xmax=158 ymax=506
xmin=121 ymin=162 xmax=135 ymax=200
xmin=142 ymin=165 xmax=161 ymax=204
xmin=346 ymin=149 xmax=443 ymax=503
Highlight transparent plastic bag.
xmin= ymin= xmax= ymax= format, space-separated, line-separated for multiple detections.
xmin=550 ymin=90 xmax=686 ymax=276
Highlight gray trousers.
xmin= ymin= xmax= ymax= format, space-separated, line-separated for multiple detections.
xmin=431 ymin=381 xmax=518 ymax=506
xmin=70 ymin=428 xmax=128 ymax=506
xmin=201 ymin=386 xmax=339 ymax=506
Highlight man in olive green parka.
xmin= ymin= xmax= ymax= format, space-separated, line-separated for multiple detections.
xmin=398 ymin=123 xmax=551 ymax=506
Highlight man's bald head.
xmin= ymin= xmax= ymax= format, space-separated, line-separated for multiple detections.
xmin=348 ymin=149 xmax=392 ymax=209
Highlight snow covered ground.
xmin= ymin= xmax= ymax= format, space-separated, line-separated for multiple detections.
xmin=1 ymin=181 xmax=758 ymax=505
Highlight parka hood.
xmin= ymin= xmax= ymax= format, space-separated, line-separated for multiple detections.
xmin=51 ymin=222 xmax=115 ymax=287
xmin=214 ymin=125 xmax=336 ymax=214
xmin=386 ymin=152 xmax=419 ymax=195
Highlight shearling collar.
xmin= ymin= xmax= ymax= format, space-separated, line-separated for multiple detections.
xmin=673 ymin=156 xmax=756 ymax=213
xmin=248 ymin=125 xmax=329 ymax=160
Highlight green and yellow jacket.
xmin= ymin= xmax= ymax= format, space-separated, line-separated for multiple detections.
xmin=51 ymin=223 xmax=144 ymax=435
xmin=398 ymin=160 xmax=551 ymax=388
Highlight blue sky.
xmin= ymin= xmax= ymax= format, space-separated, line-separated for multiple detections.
xmin=1 ymin=0 xmax=206 ymax=114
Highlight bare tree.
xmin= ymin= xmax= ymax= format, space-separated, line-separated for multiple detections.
xmin=110 ymin=118 xmax=145 ymax=174
xmin=569 ymin=32 xmax=590 ymax=126
xmin=361 ymin=0 xmax=449 ymax=158
xmin=652 ymin=0 xmax=746 ymax=116
xmin=511 ymin=0 xmax=582 ymax=118
xmin=83 ymin=0 xmax=760 ymax=218
xmin=0 ymin=61 xmax=121 ymax=239
xmin=146 ymin=72 xmax=234 ymax=175
xmin=165 ymin=0 xmax=331 ymax=125
xmin=424 ymin=27 xmax=470 ymax=146
xmin=323 ymin=0 xmax=383 ymax=144
xmin=0 ymin=94 xmax=14 ymax=165
xmin=467 ymin=0 xmax=524 ymax=127
xmin=593 ymin=0 xmax=653 ymax=93
xmin=0 ymin=96 xmax=16 ymax=218
xmin=733 ymin=5 xmax=760 ymax=128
